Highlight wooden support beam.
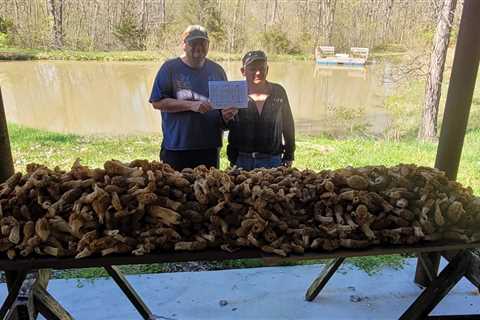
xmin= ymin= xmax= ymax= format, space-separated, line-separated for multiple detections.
xmin=305 ymin=257 xmax=345 ymax=301
xmin=443 ymin=250 xmax=480 ymax=289
xmin=3 ymin=270 xmax=52 ymax=320
xmin=2 ymin=270 xmax=70 ymax=320
xmin=415 ymin=252 xmax=440 ymax=287
xmin=416 ymin=0 xmax=480 ymax=287
xmin=435 ymin=0 xmax=480 ymax=180
xmin=0 ymin=87 xmax=14 ymax=183
xmin=8 ymin=270 xmax=51 ymax=320
xmin=8 ymin=277 xmax=36 ymax=320
xmin=400 ymin=251 xmax=472 ymax=320
xmin=33 ymin=285 xmax=74 ymax=320
xmin=0 ymin=271 xmax=27 ymax=319
xmin=104 ymin=266 xmax=155 ymax=320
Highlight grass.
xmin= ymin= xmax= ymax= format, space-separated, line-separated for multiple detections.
xmin=5 ymin=123 xmax=480 ymax=280
xmin=9 ymin=123 xmax=480 ymax=195
xmin=383 ymin=47 xmax=480 ymax=140
xmin=0 ymin=47 xmax=312 ymax=62
xmin=0 ymin=46 xmax=400 ymax=63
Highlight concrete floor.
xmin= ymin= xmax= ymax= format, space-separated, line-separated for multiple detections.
xmin=1 ymin=258 xmax=479 ymax=320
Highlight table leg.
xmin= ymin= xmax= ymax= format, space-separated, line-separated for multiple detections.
xmin=1 ymin=271 xmax=27 ymax=319
xmin=414 ymin=252 xmax=440 ymax=287
xmin=400 ymin=251 xmax=471 ymax=320
xmin=33 ymin=285 xmax=74 ymax=320
xmin=104 ymin=266 xmax=155 ymax=320
xmin=305 ymin=257 xmax=345 ymax=302
xmin=443 ymin=250 xmax=480 ymax=289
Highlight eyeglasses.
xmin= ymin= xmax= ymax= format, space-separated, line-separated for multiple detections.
xmin=245 ymin=65 xmax=267 ymax=72
xmin=186 ymin=39 xmax=209 ymax=47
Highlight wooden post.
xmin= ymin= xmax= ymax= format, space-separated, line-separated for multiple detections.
xmin=415 ymin=0 xmax=480 ymax=287
xmin=0 ymin=87 xmax=23 ymax=319
xmin=0 ymin=87 xmax=14 ymax=182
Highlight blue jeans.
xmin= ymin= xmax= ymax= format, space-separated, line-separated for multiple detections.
xmin=235 ymin=153 xmax=282 ymax=170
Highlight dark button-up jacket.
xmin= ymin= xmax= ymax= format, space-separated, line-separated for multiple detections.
xmin=226 ymin=82 xmax=295 ymax=163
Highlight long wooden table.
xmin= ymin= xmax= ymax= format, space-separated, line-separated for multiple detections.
xmin=1 ymin=242 xmax=479 ymax=320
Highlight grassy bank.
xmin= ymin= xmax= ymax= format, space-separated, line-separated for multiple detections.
xmin=5 ymin=123 xmax=480 ymax=279
xmin=0 ymin=47 xmax=311 ymax=62
xmin=384 ymin=58 xmax=480 ymax=140
xmin=0 ymin=47 xmax=400 ymax=62
xmin=9 ymin=124 xmax=480 ymax=194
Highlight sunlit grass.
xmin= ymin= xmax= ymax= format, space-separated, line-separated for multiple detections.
xmin=8 ymin=123 xmax=480 ymax=195
xmin=5 ymin=123 xmax=480 ymax=278
xmin=0 ymin=47 xmax=311 ymax=62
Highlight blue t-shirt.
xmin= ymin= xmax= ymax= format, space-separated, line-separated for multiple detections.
xmin=149 ymin=58 xmax=227 ymax=150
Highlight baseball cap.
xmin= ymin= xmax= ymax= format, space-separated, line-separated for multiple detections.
xmin=242 ymin=50 xmax=267 ymax=67
xmin=182 ymin=25 xmax=209 ymax=43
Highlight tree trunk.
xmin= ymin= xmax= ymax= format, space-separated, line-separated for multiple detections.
xmin=315 ymin=0 xmax=336 ymax=46
xmin=230 ymin=0 xmax=240 ymax=54
xmin=325 ymin=0 xmax=336 ymax=44
xmin=263 ymin=1 xmax=268 ymax=32
xmin=47 ymin=0 xmax=63 ymax=48
xmin=140 ymin=0 xmax=147 ymax=50
xmin=270 ymin=0 xmax=278 ymax=25
xmin=313 ymin=0 xmax=322 ymax=50
xmin=161 ymin=0 xmax=166 ymax=27
xmin=419 ymin=0 xmax=457 ymax=140
xmin=382 ymin=0 xmax=394 ymax=43
xmin=91 ymin=0 xmax=100 ymax=50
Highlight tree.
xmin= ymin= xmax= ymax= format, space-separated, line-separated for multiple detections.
xmin=418 ymin=0 xmax=457 ymax=140
xmin=114 ymin=13 xmax=146 ymax=50
xmin=314 ymin=0 xmax=337 ymax=49
xmin=47 ymin=0 xmax=63 ymax=48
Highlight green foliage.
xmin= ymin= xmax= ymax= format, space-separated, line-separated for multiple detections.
xmin=0 ymin=33 xmax=8 ymax=48
xmin=297 ymin=32 xmax=315 ymax=55
xmin=113 ymin=15 xmax=146 ymax=50
xmin=204 ymin=7 xmax=226 ymax=50
xmin=0 ymin=16 xmax=13 ymax=47
xmin=259 ymin=27 xmax=301 ymax=55
xmin=349 ymin=255 xmax=406 ymax=275
xmin=0 ymin=16 xmax=13 ymax=33
xmin=383 ymin=79 xmax=425 ymax=139
xmin=418 ymin=25 xmax=436 ymax=47
xmin=182 ymin=0 xmax=226 ymax=50
xmin=0 ymin=48 xmax=308 ymax=62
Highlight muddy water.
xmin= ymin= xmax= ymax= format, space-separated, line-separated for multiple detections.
xmin=0 ymin=60 xmax=390 ymax=136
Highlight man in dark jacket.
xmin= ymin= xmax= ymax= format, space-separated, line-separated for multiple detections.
xmin=226 ymin=50 xmax=295 ymax=170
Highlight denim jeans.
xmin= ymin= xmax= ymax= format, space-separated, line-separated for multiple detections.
xmin=235 ymin=153 xmax=282 ymax=170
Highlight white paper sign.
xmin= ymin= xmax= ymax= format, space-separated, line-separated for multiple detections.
xmin=208 ymin=80 xmax=248 ymax=109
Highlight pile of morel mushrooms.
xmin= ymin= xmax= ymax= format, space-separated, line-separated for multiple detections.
xmin=0 ymin=159 xmax=479 ymax=260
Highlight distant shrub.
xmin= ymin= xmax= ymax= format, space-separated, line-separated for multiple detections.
xmin=113 ymin=15 xmax=146 ymax=50
xmin=0 ymin=16 xmax=14 ymax=47
xmin=260 ymin=28 xmax=301 ymax=54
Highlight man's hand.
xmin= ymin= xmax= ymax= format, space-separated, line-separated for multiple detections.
xmin=221 ymin=107 xmax=238 ymax=123
xmin=190 ymin=100 xmax=212 ymax=113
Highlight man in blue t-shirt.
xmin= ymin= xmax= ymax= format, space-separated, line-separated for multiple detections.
xmin=149 ymin=25 xmax=237 ymax=171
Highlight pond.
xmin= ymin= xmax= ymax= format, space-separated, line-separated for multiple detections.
xmin=0 ymin=60 xmax=392 ymax=136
